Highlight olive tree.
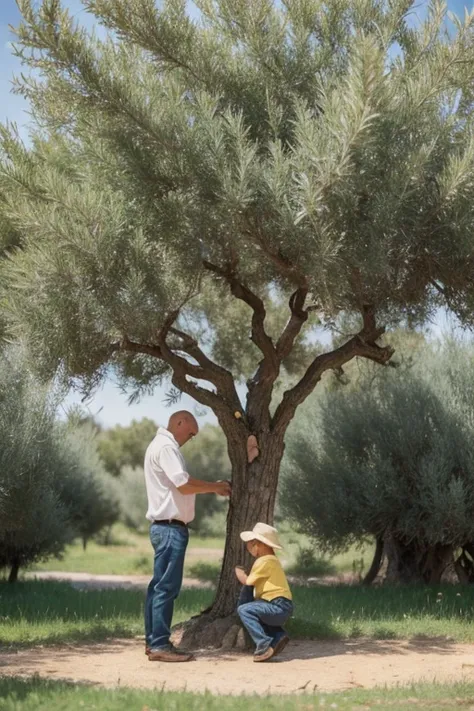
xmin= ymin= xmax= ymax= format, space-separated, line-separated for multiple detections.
xmin=97 ymin=418 xmax=158 ymax=478
xmin=59 ymin=424 xmax=122 ymax=550
xmin=281 ymin=343 xmax=474 ymax=584
xmin=0 ymin=350 xmax=73 ymax=582
xmin=0 ymin=350 xmax=121 ymax=580
xmin=1 ymin=0 xmax=474 ymax=636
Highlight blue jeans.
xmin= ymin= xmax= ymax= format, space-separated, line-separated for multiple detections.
xmin=145 ymin=522 xmax=189 ymax=651
xmin=237 ymin=585 xmax=293 ymax=654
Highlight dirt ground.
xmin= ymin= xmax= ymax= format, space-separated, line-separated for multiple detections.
xmin=25 ymin=569 xmax=355 ymax=590
xmin=2 ymin=638 xmax=474 ymax=695
xmin=25 ymin=570 xmax=213 ymax=590
xmin=7 ymin=573 xmax=474 ymax=695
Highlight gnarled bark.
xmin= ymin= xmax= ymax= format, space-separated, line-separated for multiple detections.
xmin=454 ymin=544 xmax=474 ymax=583
xmin=384 ymin=535 xmax=453 ymax=584
xmin=8 ymin=559 xmax=20 ymax=584
xmin=362 ymin=536 xmax=384 ymax=585
xmin=210 ymin=431 xmax=286 ymax=620
xmin=172 ymin=612 xmax=253 ymax=651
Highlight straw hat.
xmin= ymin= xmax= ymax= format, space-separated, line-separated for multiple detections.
xmin=240 ymin=522 xmax=282 ymax=550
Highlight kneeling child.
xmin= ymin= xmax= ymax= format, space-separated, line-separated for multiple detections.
xmin=235 ymin=522 xmax=293 ymax=662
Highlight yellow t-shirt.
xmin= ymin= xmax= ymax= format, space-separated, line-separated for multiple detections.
xmin=246 ymin=555 xmax=292 ymax=602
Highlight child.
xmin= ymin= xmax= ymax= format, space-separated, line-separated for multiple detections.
xmin=235 ymin=522 xmax=293 ymax=662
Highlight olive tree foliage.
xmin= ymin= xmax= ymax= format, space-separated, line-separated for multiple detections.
xmin=118 ymin=465 xmax=149 ymax=533
xmin=0 ymin=349 xmax=121 ymax=580
xmin=58 ymin=424 xmax=122 ymax=550
xmin=97 ymin=418 xmax=158 ymax=477
xmin=281 ymin=343 xmax=474 ymax=584
xmin=0 ymin=350 xmax=73 ymax=582
xmin=1 ymin=0 xmax=474 ymax=618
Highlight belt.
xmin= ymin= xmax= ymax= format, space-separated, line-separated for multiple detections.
xmin=153 ymin=519 xmax=188 ymax=528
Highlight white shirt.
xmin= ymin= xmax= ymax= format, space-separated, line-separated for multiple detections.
xmin=144 ymin=427 xmax=195 ymax=524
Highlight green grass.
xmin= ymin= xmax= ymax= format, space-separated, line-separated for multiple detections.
xmin=2 ymin=677 xmax=474 ymax=711
xmin=0 ymin=581 xmax=212 ymax=648
xmin=3 ymin=580 xmax=474 ymax=648
xmin=28 ymin=525 xmax=225 ymax=578
xmin=289 ymin=584 xmax=474 ymax=641
xmin=187 ymin=561 xmax=221 ymax=583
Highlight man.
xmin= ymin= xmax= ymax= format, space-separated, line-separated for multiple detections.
xmin=144 ymin=410 xmax=231 ymax=662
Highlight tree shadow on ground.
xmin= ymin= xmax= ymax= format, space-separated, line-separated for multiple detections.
xmin=277 ymin=636 xmax=462 ymax=662
xmin=0 ymin=626 xmax=138 ymax=651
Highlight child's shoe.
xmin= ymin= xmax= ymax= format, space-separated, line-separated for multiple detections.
xmin=273 ymin=635 xmax=289 ymax=657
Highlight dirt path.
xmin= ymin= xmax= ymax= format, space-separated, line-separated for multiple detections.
xmin=2 ymin=638 xmax=474 ymax=695
xmin=25 ymin=570 xmax=355 ymax=590
xmin=25 ymin=571 xmax=212 ymax=590
xmin=13 ymin=573 xmax=474 ymax=695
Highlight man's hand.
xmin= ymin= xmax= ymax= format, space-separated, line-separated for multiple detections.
xmin=235 ymin=566 xmax=248 ymax=585
xmin=213 ymin=480 xmax=231 ymax=497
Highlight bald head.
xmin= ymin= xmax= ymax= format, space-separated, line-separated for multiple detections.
xmin=167 ymin=410 xmax=199 ymax=446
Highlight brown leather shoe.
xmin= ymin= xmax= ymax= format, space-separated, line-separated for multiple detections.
xmin=145 ymin=646 xmax=151 ymax=656
xmin=273 ymin=635 xmax=289 ymax=657
xmin=148 ymin=647 xmax=194 ymax=662
xmin=254 ymin=646 xmax=274 ymax=662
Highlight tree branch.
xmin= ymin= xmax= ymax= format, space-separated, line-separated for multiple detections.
xmin=275 ymin=287 xmax=309 ymax=360
xmin=168 ymin=326 xmax=243 ymax=410
xmin=203 ymin=260 xmax=279 ymax=372
xmin=168 ymin=326 xmax=226 ymax=375
xmin=119 ymin=335 xmax=204 ymax=381
xmin=115 ymin=328 xmax=242 ymax=417
xmin=272 ymin=307 xmax=394 ymax=434
xmin=168 ymin=365 xmax=229 ymax=414
xmin=203 ymin=259 xmax=285 ymax=430
xmin=430 ymin=278 xmax=445 ymax=295
xmin=155 ymin=318 xmax=246 ymax=418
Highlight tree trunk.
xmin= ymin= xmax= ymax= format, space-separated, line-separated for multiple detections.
xmin=384 ymin=535 xmax=453 ymax=584
xmin=362 ymin=537 xmax=384 ymax=586
xmin=174 ymin=430 xmax=286 ymax=649
xmin=212 ymin=432 xmax=285 ymax=617
xmin=8 ymin=559 xmax=20 ymax=584
xmin=454 ymin=544 xmax=474 ymax=583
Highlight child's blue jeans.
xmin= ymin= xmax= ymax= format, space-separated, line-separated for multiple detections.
xmin=237 ymin=585 xmax=293 ymax=654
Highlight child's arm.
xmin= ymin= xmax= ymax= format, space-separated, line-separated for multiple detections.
xmin=235 ymin=566 xmax=248 ymax=585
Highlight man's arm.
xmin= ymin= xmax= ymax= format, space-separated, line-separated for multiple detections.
xmin=158 ymin=446 xmax=231 ymax=497
xmin=177 ymin=477 xmax=231 ymax=497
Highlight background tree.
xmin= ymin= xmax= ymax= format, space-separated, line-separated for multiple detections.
xmin=0 ymin=349 xmax=121 ymax=580
xmin=281 ymin=342 xmax=474 ymax=584
xmin=97 ymin=418 xmax=158 ymax=477
xmin=59 ymin=424 xmax=122 ymax=550
xmin=1 ymin=0 xmax=474 ymax=637
xmin=118 ymin=465 xmax=149 ymax=533
xmin=180 ymin=424 xmax=231 ymax=534
xmin=0 ymin=349 xmax=73 ymax=583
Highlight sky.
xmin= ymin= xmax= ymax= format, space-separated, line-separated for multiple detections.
xmin=0 ymin=0 xmax=472 ymax=428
